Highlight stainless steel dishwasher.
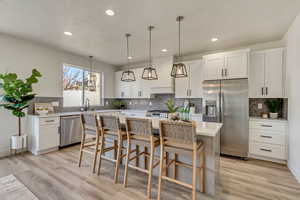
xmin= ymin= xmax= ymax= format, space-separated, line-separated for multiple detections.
xmin=60 ymin=115 xmax=82 ymax=147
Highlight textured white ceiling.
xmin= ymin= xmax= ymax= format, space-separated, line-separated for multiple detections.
xmin=0 ymin=0 xmax=299 ymax=66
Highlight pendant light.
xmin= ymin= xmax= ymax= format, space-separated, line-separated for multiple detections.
xmin=142 ymin=26 xmax=158 ymax=80
xmin=88 ymin=56 xmax=97 ymax=90
xmin=121 ymin=33 xmax=136 ymax=82
xmin=171 ymin=16 xmax=188 ymax=78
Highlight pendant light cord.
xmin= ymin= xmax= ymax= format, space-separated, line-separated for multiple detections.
xmin=89 ymin=56 xmax=93 ymax=73
xmin=178 ymin=18 xmax=181 ymax=58
xmin=148 ymin=26 xmax=154 ymax=66
xmin=125 ymin=33 xmax=131 ymax=71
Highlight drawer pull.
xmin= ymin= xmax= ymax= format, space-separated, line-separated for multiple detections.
xmin=260 ymin=148 xmax=272 ymax=152
xmin=261 ymin=124 xmax=272 ymax=128
xmin=260 ymin=135 xmax=272 ymax=139
xmin=45 ymin=120 xmax=55 ymax=123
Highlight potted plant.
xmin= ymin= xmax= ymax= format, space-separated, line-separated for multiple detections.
xmin=165 ymin=99 xmax=179 ymax=120
xmin=0 ymin=69 xmax=42 ymax=152
xmin=112 ymin=100 xmax=126 ymax=109
xmin=265 ymin=99 xmax=282 ymax=119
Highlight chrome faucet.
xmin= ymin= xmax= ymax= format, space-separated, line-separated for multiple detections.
xmin=84 ymin=98 xmax=90 ymax=111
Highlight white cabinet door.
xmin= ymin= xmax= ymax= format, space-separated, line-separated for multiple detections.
xmin=39 ymin=125 xmax=59 ymax=151
xmin=189 ymin=60 xmax=203 ymax=98
xmin=175 ymin=75 xmax=189 ymax=98
xmin=265 ymin=49 xmax=283 ymax=98
xmin=115 ymin=71 xmax=132 ymax=98
xmin=134 ymin=68 xmax=151 ymax=98
xmin=115 ymin=71 xmax=122 ymax=98
xmin=203 ymin=56 xmax=223 ymax=80
xmin=249 ymin=52 xmax=265 ymax=98
xmin=225 ymin=52 xmax=248 ymax=79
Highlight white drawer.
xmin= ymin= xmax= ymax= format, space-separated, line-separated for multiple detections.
xmin=39 ymin=117 xmax=60 ymax=126
xmin=250 ymin=129 xmax=286 ymax=145
xmin=249 ymin=121 xmax=286 ymax=132
xmin=249 ymin=142 xmax=286 ymax=160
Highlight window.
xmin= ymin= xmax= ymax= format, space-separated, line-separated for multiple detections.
xmin=63 ymin=64 xmax=103 ymax=107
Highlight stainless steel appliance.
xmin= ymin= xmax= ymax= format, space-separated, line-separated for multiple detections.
xmin=146 ymin=110 xmax=169 ymax=118
xmin=203 ymin=79 xmax=249 ymax=158
xmin=60 ymin=115 xmax=82 ymax=147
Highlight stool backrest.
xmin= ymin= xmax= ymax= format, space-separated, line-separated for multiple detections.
xmin=125 ymin=117 xmax=152 ymax=137
xmin=81 ymin=113 xmax=99 ymax=135
xmin=98 ymin=115 xmax=120 ymax=132
xmin=159 ymin=120 xmax=197 ymax=144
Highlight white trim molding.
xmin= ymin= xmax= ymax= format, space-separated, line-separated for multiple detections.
xmin=288 ymin=162 xmax=300 ymax=183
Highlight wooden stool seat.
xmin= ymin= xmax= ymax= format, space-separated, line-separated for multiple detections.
xmin=96 ymin=115 xmax=127 ymax=184
xmin=157 ymin=120 xmax=205 ymax=200
xmin=123 ymin=117 xmax=160 ymax=199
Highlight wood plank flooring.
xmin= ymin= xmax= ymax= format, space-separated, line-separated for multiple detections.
xmin=0 ymin=145 xmax=299 ymax=200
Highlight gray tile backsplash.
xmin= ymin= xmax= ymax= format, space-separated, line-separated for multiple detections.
xmin=116 ymin=94 xmax=203 ymax=113
xmin=249 ymin=98 xmax=288 ymax=119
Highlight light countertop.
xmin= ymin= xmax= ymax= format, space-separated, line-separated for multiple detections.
xmin=249 ymin=117 xmax=288 ymax=122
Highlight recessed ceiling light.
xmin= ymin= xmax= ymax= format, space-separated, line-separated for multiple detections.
xmin=64 ymin=31 xmax=72 ymax=36
xmin=105 ymin=9 xmax=115 ymax=16
xmin=211 ymin=38 xmax=218 ymax=42
xmin=128 ymin=56 xmax=133 ymax=60
xmin=161 ymin=49 xmax=167 ymax=52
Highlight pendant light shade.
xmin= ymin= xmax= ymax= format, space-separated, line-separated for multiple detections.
xmin=142 ymin=26 xmax=158 ymax=80
xmin=171 ymin=16 xmax=188 ymax=78
xmin=121 ymin=70 xmax=136 ymax=82
xmin=87 ymin=56 xmax=97 ymax=89
xmin=121 ymin=33 xmax=136 ymax=82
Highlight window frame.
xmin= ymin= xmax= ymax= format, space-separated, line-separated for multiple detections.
xmin=62 ymin=63 xmax=104 ymax=107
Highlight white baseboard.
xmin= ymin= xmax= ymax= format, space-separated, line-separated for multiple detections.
xmin=288 ymin=162 xmax=300 ymax=183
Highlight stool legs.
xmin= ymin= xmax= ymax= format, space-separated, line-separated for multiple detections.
xmin=192 ymin=146 xmax=197 ymax=200
xmin=92 ymin=133 xmax=100 ymax=173
xmin=123 ymin=139 xmax=131 ymax=187
xmin=114 ymin=135 xmax=123 ymax=183
xmin=157 ymin=143 xmax=164 ymax=200
xmin=97 ymin=134 xmax=104 ymax=176
xmin=78 ymin=131 xmax=86 ymax=167
xmin=147 ymin=137 xmax=155 ymax=199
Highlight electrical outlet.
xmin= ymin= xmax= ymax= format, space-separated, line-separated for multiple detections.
xmin=149 ymin=101 xmax=152 ymax=106
xmin=105 ymin=101 xmax=109 ymax=106
xmin=129 ymin=101 xmax=132 ymax=105
xmin=258 ymin=103 xmax=263 ymax=109
xmin=51 ymin=101 xmax=59 ymax=107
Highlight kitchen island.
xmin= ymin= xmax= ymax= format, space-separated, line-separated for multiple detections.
xmin=28 ymin=110 xmax=222 ymax=196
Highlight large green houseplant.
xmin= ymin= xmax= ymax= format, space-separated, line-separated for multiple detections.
xmin=0 ymin=69 xmax=42 ymax=150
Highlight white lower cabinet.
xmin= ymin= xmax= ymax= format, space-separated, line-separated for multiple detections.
xmin=249 ymin=118 xmax=288 ymax=163
xmin=27 ymin=115 xmax=60 ymax=155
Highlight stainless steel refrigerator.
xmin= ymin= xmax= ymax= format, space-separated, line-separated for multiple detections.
xmin=202 ymin=79 xmax=249 ymax=158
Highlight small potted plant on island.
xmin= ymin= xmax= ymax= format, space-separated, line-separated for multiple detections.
xmin=165 ymin=99 xmax=179 ymax=120
xmin=0 ymin=69 xmax=42 ymax=153
xmin=265 ymin=99 xmax=282 ymax=119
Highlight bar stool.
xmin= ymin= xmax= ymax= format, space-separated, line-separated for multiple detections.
xmin=97 ymin=115 xmax=127 ymax=183
xmin=157 ymin=120 xmax=205 ymax=200
xmin=123 ymin=117 xmax=160 ymax=199
xmin=78 ymin=113 xmax=101 ymax=173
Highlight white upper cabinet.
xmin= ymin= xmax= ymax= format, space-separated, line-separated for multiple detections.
xmin=203 ymin=49 xmax=249 ymax=80
xmin=132 ymin=68 xmax=151 ymax=99
xmin=203 ymin=56 xmax=223 ymax=80
xmin=114 ymin=71 xmax=132 ymax=98
xmin=249 ymin=48 xmax=285 ymax=98
xmin=225 ymin=51 xmax=248 ymax=79
xmin=175 ymin=59 xmax=203 ymax=98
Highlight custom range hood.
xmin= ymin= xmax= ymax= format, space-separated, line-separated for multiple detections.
xmin=149 ymin=56 xmax=175 ymax=94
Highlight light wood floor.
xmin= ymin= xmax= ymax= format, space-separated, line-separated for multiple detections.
xmin=0 ymin=145 xmax=299 ymax=200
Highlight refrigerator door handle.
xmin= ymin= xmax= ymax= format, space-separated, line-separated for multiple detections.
xmin=221 ymin=68 xmax=224 ymax=77
xmin=261 ymin=87 xmax=264 ymax=96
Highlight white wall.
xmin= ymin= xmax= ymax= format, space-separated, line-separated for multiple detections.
xmin=0 ymin=33 xmax=117 ymax=156
xmin=284 ymin=13 xmax=300 ymax=183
